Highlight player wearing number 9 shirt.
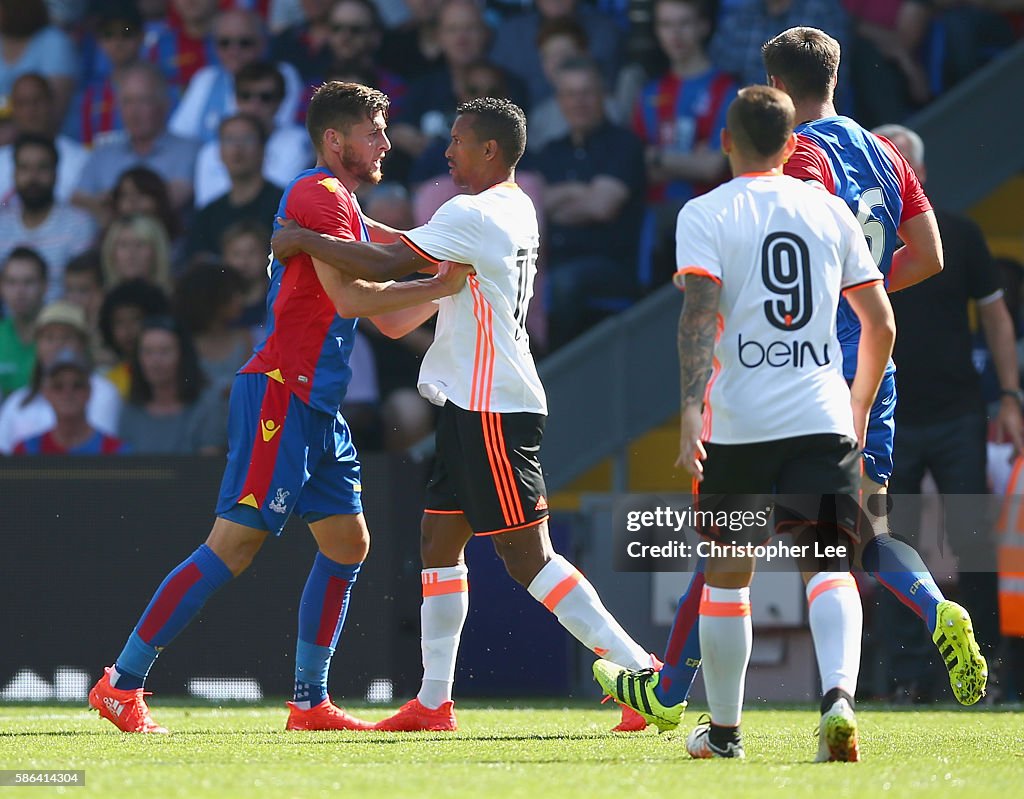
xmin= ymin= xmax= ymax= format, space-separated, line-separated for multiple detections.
xmin=763 ymin=26 xmax=987 ymax=709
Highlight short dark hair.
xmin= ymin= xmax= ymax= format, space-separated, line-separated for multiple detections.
xmin=305 ymin=81 xmax=390 ymax=153
xmin=173 ymin=262 xmax=248 ymax=336
xmin=3 ymin=246 xmax=48 ymax=281
xmin=13 ymin=132 xmax=58 ymax=168
xmin=456 ymin=97 xmax=527 ymax=168
xmin=653 ymin=0 xmax=710 ymax=21
xmin=762 ymin=26 xmax=841 ymax=103
xmin=130 ymin=316 xmax=206 ymax=406
xmin=64 ymin=249 xmax=104 ymax=288
xmin=537 ymin=16 xmax=588 ymax=50
xmin=0 ymin=0 xmax=49 ymax=38
xmin=98 ymin=279 xmax=170 ymax=357
xmin=219 ymin=112 xmax=268 ymax=145
xmin=12 ymin=72 xmax=52 ymax=100
xmin=111 ymin=166 xmax=181 ymax=239
xmin=235 ymin=61 xmax=286 ymax=99
xmin=726 ymin=85 xmax=795 ymax=158
xmin=220 ymin=218 xmax=268 ymax=252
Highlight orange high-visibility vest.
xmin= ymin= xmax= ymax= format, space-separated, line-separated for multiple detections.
xmin=995 ymin=458 xmax=1024 ymax=637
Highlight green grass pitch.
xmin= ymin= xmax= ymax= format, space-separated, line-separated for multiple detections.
xmin=1 ymin=702 xmax=1021 ymax=799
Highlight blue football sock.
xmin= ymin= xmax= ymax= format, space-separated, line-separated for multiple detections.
xmin=293 ymin=554 xmax=361 ymax=706
xmin=655 ymin=557 xmax=705 ymax=706
xmin=114 ymin=544 xmax=233 ymax=689
xmin=862 ymin=534 xmax=944 ymax=629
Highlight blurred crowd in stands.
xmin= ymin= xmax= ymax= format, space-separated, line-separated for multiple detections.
xmin=0 ymin=0 xmax=1022 ymax=457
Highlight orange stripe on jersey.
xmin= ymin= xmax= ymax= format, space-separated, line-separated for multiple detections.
xmin=673 ymin=266 xmax=722 ymax=289
xmin=469 ymin=277 xmax=485 ymax=411
xmin=399 ymin=234 xmax=443 ymax=264
xmin=490 ymin=412 xmax=524 ymax=524
xmin=842 ymin=279 xmax=883 ymax=295
xmin=482 ymin=294 xmax=495 ymax=412
xmin=469 ymin=276 xmax=496 ymax=411
xmin=481 ymin=412 xmax=515 ymax=527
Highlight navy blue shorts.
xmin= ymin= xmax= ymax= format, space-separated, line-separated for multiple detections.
xmin=862 ymin=371 xmax=897 ymax=486
xmin=215 ymin=372 xmax=362 ymax=534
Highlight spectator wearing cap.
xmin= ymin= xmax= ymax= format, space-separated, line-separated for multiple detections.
xmin=12 ymin=347 xmax=126 ymax=454
xmin=72 ymin=62 xmax=201 ymax=222
xmin=168 ymin=8 xmax=302 ymax=145
xmin=192 ymin=61 xmax=312 ymax=209
xmin=74 ymin=1 xmax=146 ymax=146
xmin=0 ymin=300 xmax=121 ymax=454
xmin=185 ymin=113 xmax=282 ymax=259
xmin=0 ymin=247 xmax=47 ymax=399
xmin=0 ymin=73 xmax=88 ymax=204
xmin=0 ymin=133 xmax=97 ymax=303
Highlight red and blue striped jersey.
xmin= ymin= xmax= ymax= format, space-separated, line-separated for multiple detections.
xmin=14 ymin=430 xmax=125 ymax=455
xmin=239 ymin=168 xmax=365 ymax=415
xmin=632 ymin=68 xmax=736 ymax=203
xmin=785 ymin=115 xmax=931 ymax=375
xmin=144 ymin=21 xmax=217 ymax=93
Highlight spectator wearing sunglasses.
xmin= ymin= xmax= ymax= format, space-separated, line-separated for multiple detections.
xmin=169 ymin=8 xmax=302 ymax=144
xmin=192 ymin=61 xmax=312 ymax=209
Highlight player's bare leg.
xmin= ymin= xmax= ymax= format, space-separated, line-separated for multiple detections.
xmin=285 ymin=513 xmax=374 ymax=731
xmin=490 ymin=519 xmax=652 ymax=672
xmin=90 ymin=517 xmax=267 ymax=732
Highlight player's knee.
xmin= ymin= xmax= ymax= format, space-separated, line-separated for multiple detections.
xmin=491 ymin=538 xmax=544 ymax=587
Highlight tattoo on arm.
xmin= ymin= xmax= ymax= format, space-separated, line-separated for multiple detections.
xmin=678 ymin=275 xmax=721 ymax=409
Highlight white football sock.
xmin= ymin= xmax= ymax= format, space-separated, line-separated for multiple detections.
xmin=806 ymin=571 xmax=862 ymax=696
xmin=417 ymin=565 xmax=469 ymax=710
xmin=527 ymin=555 xmax=649 ymax=670
xmin=698 ymin=585 xmax=752 ymax=727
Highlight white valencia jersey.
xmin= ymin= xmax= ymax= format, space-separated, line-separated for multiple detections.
xmin=674 ymin=173 xmax=882 ymax=444
xmin=402 ymin=182 xmax=547 ymax=414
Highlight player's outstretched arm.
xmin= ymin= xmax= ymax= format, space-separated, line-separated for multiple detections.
xmin=312 ymin=258 xmax=472 ymax=320
xmin=844 ymin=281 xmax=896 ymax=448
xmin=887 ymin=209 xmax=943 ymax=292
xmin=273 ymin=218 xmax=427 ymax=282
xmin=676 ymin=273 xmax=720 ymax=480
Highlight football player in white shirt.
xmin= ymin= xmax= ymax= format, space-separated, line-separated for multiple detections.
xmin=597 ymin=86 xmax=896 ymax=760
xmin=271 ymin=97 xmax=656 ymax=732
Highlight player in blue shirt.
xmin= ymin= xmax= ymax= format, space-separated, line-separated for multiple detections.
xmin=88 ymin=81 xmax=470 ymax=734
